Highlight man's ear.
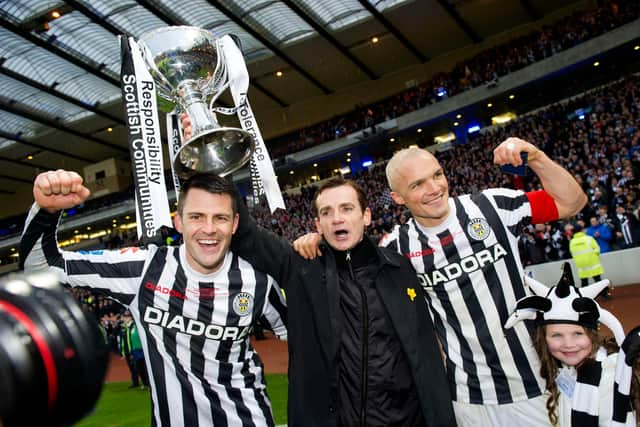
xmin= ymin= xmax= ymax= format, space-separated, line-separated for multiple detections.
xmin=390 ymin=191 xmax=406 ymax=206
xmin=363 ymin=207 xmax=372 ymax=227
xmin=232 ymin=213 xmax=239 ymax=234
xmin=314 ymin=218 xmax=322 ymax=235
xmin=173 ymin=213 xmax=182 ymax=233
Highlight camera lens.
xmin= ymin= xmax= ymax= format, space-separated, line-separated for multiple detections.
xmin=0 ymin=273 xmax=109 ymax=427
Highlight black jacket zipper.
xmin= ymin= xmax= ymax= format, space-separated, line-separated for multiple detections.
xmin=346 ymin=250 xmax=368 ymax=427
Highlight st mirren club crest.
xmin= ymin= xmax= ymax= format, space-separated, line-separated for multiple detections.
xmin=467 ymin=218 xmax=491 ymax=241
xmin=232 ymin=292 xmax=254 ymax=317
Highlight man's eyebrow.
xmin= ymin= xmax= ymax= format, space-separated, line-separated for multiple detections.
xmin=408 ymin=168 xmax=444 ymax=186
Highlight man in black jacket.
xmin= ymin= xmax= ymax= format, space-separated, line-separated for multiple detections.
xmin=231 ymin=177 xmax=455 ymax=427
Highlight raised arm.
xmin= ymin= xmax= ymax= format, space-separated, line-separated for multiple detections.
xmin=22 ymin=170 xmax=92 ymax=273
xmin=493 ymin=137 xmax=587 ymax=219
xmin=20 ymin=170 xmax=146 ymax=302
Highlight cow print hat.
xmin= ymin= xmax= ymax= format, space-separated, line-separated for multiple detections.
xmin=505 ymin=263 xmax=625 ymax=345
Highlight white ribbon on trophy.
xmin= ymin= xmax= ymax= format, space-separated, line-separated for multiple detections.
xmin=215 ymin=35 xmax=285 ymax=212
xmin=165 ymin=112 xmax=183 ymax=198
xmin=120 ymin=36 xmax=173 ymax=243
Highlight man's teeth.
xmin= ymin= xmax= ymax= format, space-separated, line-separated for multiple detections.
xmin=424 ymin=195 xmax=441 ymax=203
xmin=199 ymin=239 xmax=219 ymax=244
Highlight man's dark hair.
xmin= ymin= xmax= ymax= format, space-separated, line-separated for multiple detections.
xmin=312 ymin=177 xmax=368 ymax=216
xmin=177 ymin=173 xmax=238 ymax=215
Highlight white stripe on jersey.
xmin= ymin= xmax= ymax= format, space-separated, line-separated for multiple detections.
xmin=382 ymin=189 xmax=544 ymax=405
xmin=484 ymin=188 xmax=532 ymax=228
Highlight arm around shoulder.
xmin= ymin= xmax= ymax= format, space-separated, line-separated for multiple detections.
xmin=231 ymin=193 xmax=298 ymax=286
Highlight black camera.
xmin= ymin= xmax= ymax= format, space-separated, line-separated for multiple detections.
xmin=0 ymin=272 xmax=109 ymax=427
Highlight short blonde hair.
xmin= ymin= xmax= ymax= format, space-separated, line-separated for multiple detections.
xmin=385 ymin=147 xmax=435 ymax=191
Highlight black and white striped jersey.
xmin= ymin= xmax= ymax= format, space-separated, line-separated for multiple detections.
xmin=381 ymin=188 xmax=546 ymax=405
xmin=561 ymin=346 xmax=636 ymax=426
xmin=20 ymin=205 xmax=287 ymax=427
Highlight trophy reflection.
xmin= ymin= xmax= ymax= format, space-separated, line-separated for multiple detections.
xmin=138 ymin=26 xmax=254 ymax=178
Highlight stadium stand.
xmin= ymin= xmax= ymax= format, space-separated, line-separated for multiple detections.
xmin=266 ymin=0 xmax=640 ymax=158
xmin=1 ymin=1 xmax=639 ymax=321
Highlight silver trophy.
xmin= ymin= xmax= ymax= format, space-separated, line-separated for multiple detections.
xmin=138 ymin=26 xmax=254 ymax=178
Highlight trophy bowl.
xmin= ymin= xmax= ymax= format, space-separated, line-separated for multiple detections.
xmin=138 ymin=26 xmax=254 ymax=178
xmin=173 ymin=127 xmax=254 ymax=178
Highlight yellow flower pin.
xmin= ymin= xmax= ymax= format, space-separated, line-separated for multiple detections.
xmin=407 ymin=288 xmax=416 ymax=301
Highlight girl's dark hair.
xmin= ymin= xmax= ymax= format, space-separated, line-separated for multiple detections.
xmin=177 ymin=173 xmax=238 ymax=215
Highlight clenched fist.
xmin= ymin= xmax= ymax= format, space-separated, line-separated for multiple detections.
xmin=33 ymin=170 xmax=91 ymax=213
xmin=493 ymin=137 xmax=542 ymax=167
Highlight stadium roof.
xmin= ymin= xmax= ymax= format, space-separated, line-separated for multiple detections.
xmin=0 ymin=0 xmax=588 ymax=198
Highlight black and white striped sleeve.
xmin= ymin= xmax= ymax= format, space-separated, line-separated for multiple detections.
xmin=20 ymin=204 xmax=149 ymax=303
xmin=379 ymin=225 xmax=400 ymax=252
xmin=482 ymin=188 xmax=532 ymax=237
xmin=612 ymin=326 xmax=640 ymax=426
xmin=260 ymin=278 xmax=288 ymax=340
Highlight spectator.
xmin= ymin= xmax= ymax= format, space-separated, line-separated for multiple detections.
xmin=505 ymin=263 xmax=639 ymax=426
xmin=569 ymin=222 xmax=610 ymax=300
xmin=612 ymin=204 xmax=640 ymax=248
xmin=119 ymin=310 xmax=149 ymax=390
xmin=586 ymin=216 xmax=613 ymax=253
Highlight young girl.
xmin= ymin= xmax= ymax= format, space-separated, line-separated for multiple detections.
xmin=505 ymin=263 xmax=640 ymax=426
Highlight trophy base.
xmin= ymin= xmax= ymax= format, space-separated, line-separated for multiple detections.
xmin=173 ymin=127 xmax=255 ymax=179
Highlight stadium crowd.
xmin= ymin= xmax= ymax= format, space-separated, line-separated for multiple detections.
xmin=268 ymin=0 xmax=640 ymax=158
xmin=1 ymin=0 xmax=638 ymax=242
xmin=251 ymin=72 xmax=640 ymax=265
xmin=66 ymin=69 xmax=640 ymax=356
xmin=4 ymin=1 xmax=640 ymax=343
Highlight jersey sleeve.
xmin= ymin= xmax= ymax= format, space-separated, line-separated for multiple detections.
xmin=378 ymin=225 xmax=400 ymax=253
xmin=260 ymin=277 xmax=288 ymax=340
xmin=20 ymin=204 xmax=149 ymax=304
xmin=483 ymin=188 xmax=543 ymax=236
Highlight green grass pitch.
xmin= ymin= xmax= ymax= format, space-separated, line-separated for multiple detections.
xmin=74 ymin=374 xmax=288 ymax=426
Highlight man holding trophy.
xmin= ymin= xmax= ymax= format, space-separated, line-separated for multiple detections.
xmin=20 ymin=26 xmax=287 ymax=427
